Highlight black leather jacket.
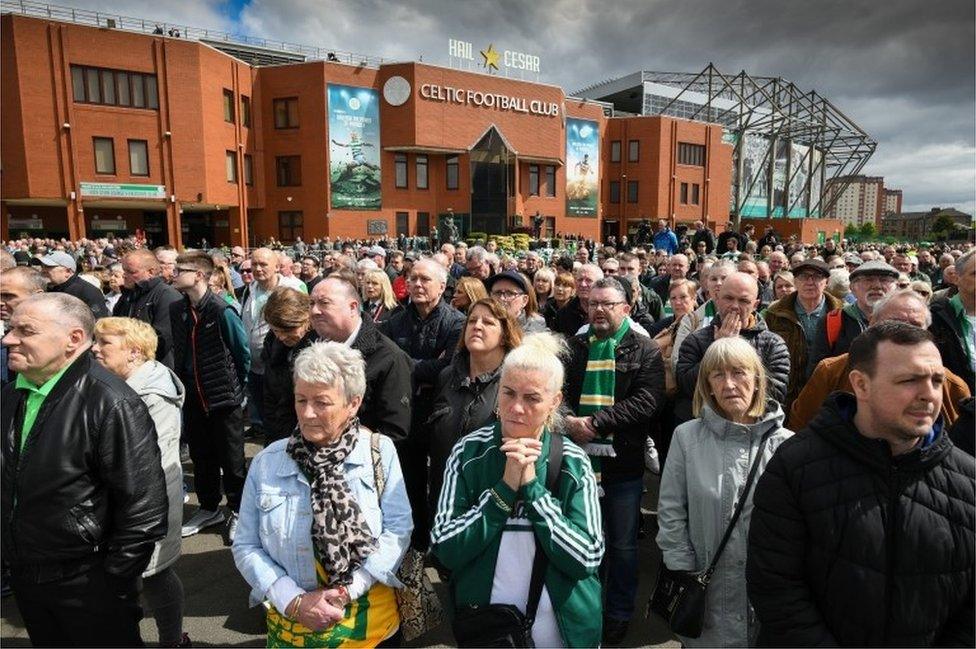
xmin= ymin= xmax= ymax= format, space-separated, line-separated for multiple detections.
xmin=1 ymin=353 xmax=167 ymax=589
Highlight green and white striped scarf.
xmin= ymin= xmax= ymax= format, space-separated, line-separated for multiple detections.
xmin=579 ymin=318 xmax=630 ymax=483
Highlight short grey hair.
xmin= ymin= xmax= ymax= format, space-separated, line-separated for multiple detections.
xmin=955 ymin=248 xmax=975 ymax=275
xmin=828 ymin=268 xmax=850 ymax=295
xmin=467 ymin=246 xmax=489 ymax=264
xmin=20 ymin=293 xmax=94 ymax=340
xmin=592 ymin=277 xmax=627 ymax=301
xmin=412 ymin=257 xmax=448 ymax=284
xmin=872 ymin=289 xmax=932 ymax=328
xmin=3 ymin=266 xmax=47 ymax=293
xmin=356 ymin=258 xmax=379 ymax=272
xmin=292 ymin=341 xmax=366 ymax=403
xmin=576 ymin=263 xmax=604 ymax=280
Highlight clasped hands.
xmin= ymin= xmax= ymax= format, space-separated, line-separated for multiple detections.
xmin=288 ymin=586 xmax=350 ymax=631
xmin=501 ymin=437 xmax=543 ymax=491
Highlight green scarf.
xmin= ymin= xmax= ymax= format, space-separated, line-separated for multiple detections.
xmin=950 ymin=294 xmax=974 ymax=371
xmin=579 ymin=318 xmax=630 ymax=483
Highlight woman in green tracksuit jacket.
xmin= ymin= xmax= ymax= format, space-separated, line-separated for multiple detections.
xmin=430 ymin=332 xmax=605 ymax=648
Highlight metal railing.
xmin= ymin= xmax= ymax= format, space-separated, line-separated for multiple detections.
xmin=0 ymin=0 xmax=385 ymax=67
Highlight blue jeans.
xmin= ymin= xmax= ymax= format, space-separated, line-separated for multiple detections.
xmin=600 ymin=477 xmax=643 ymax=621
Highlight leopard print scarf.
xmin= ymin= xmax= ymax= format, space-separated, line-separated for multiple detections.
xmin=287 ymin=418 xmax=377 ymax=587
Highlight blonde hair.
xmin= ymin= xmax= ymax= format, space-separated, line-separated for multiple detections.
xmin=501 ymin=331 xmax=567 ymax=394
xmin=692 ymin=337 xmax=767 ymax=419
xmin=362 ymin=269 xmax=398 ymax=310
xmin=93 ymin=316 xmax=158 ymax=360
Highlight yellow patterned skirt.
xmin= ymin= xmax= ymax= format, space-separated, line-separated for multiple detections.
xmin=266 ymin=561 xmax=399 ymax=648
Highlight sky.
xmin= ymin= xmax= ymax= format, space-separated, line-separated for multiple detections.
xmin=50 ymin=0 xmax=976 ymax=215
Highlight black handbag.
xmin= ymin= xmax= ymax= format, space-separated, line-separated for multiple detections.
xmin=647 ymin=430 xmax=773 ymax=638
xmin=452 ymin=434 xmax=563 ymax=648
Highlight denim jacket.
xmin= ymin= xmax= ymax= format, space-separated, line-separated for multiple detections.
xmin=232 ymin=428 xmax=412 ymax=611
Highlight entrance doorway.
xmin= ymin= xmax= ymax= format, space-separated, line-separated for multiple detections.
xmin=181 ymin=213 xmax=216 ymax=249
xmin=143 ymin=211 xmax=169 ymax=247
xmin=470 ymin=128 xmax=514 ymax=235
xmin=601 ymin=219 xmax=620 ymax=243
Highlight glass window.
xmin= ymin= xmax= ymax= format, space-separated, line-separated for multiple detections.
xmin=691 ymin=183 xmax=701 ymax=205
xmin=609 ymin=180 xmax=620 ymax=204
xmin=546 ymin=166 xmax=556 ymax=197
xmin=529 ymin=164 xmax=540 ymax=196
xmin=416 ymin=155 xmax=429 ymax=189
xmin=100 ymin=70 xmax=116 ymax=105
xmin=274 ymin=97 xmax=299 ymax=128
xmin=446 ymin=156 xmax=459 ymax=190
xmin=243 ymin=154 xmax=254 ymax=186
xmin=395 ymin=154 xmax=408 ymax=188
xmin=131 ymin=73 xmax=145 ymax=108
xmin=116 ymin=72 xmax=130 ymax=106
xmin=241 ymin=95 xmax=251 ymax=127
xmin=275 ymin=155 xmax=302 ymax=187
xmin=71 ymin=66 xmax=85 ymax=101
xmin=628 ymin=140 xmax=639 ymax=162
xmin=223 ymin=89 xmax=234 ymax=123
xmin=278 ymin=211 xmax=303 ymax=242
xmin=678 ymin=142 xmax=706 ymax=166
xmin=145 ymin=76 xmax=158 ymax=109
xmin=85 ymin=68 xmax=101 ymax=103
xmin=93 ymin=137 xmax=115 ymax=174
xmin=680 ymin=182 xmax=688 ymax=204
xmin=128 ymin=139 xmax=149 ymax=176
xmin=226 ymin=150 xmax=238 ymax=183
xmin=610 ymin=140 xmax=621 ymax=162
xmin=627 ymin=180 xmax=639 ymax=203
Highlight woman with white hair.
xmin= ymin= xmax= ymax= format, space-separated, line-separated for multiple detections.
xmin=233 ymin=341 xmax=412 ymax=647
xmin=431 ymin=332 xmax=604 ymax=647
xmin=655 ymin=337 xmax=793 ymax=647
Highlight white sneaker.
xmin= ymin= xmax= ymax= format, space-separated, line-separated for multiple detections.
xmin=181 ymin=508 xmax=226 ymax=537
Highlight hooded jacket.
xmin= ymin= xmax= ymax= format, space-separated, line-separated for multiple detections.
xmin=125 ymin=360 xmax=186 ymax=576
xmin=657 ymin=403 xmax=793 ymax=647
xmin=747 ymin=393 xmax=975 ymax=647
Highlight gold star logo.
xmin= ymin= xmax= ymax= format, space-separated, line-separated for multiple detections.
xmin=480 ymin=43 xmax=500 ymax=71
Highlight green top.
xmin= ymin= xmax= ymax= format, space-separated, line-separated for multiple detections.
xmin=14 ymin=362 xmax=71 ymax=451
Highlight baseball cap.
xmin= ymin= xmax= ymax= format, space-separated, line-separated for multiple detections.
xmin=484 ymin=270 xmax=530 ymax=295
xmin=38 ymin=251 xmax=77 ymax=272
xmin=849 ymin=260 xmax=899 ymax=281
xmin=367 ymin=245 xmax=387 ymax=258
xmin=791 ymin=258 xmax=830 ymax=277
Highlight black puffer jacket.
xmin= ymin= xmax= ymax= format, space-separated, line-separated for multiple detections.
xmin=113 ymin=276 xmax=183 ymax=370
xmin=427 ymin=350 xmax=500 ymax=516
xmin=1 ymin=353 xmax=167 ymax=589
xmin=930 ymin=297 xmax=975 ymax=393
xmin=49 ymin=273 xmax=109 ymax=319
xmin=261 ymin=331 xmax=305 ymax=445
xmin=564 ymin=327 xmax=666 ymax=483
xmin=674 ymin=313 xmax=791 ymax=423
xmin=747 ymin=392 xmax=975 ymax=647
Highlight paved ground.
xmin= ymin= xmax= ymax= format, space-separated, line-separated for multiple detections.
xmin=2 ymin=440 xmax=679 ymax=647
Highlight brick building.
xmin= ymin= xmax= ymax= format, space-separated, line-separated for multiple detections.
xmin=1 ymin=11 xmax=732 ymax=247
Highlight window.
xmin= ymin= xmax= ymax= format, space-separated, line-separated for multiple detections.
xmin=610 ymin=140 xmax=621 ymax=162
xmin=545 ymin=166 xmax=556 ymax=197
xmin=446 ymin=156 xmax=459 ymax=190
xmin=609 ymin=180 xmax=620 ymax=203
xmin=691 ymin=183 xmax=701 ymax=205
xmin=278 ymin=211 xmax=303 ymax=242
xmin=223 ymin=89 xmax=235 ymax=123
xmin=395 ymin=154 xmax=408 ymax=188
xmin=628 ymin=140 xmax=639 ymax=162
xmin=275 ymin=155 xmax=302 ymax=187
xmin=70 ymin=65 xmax=158 ymax=109
xmin=243 ymin=154 xmax=254 ymax=186
xmin=529 ymin=164 xmax=540 ymax=196
xmin=627 ymin=180 xmax=639 ymax=203
xmin=678 ymin=142 xmax=706 ymax=166
xmin=680 ymin=182 xmax=689 ymax=204
xmin=396 ymin=211 xmax=409 ymax=237
xmin=226 ymin=150 xmax=238 ymax=183
xmin=416 ymin=155 xmax=429 ymax=189
xmin=417 ymin=212 xmax=430 ymax=236
xmin=274 ymin=97 xmax=299 ymax=128
xmin=241 ymin=95 xmax=251 ymax=127
xmin=93 ymin=137 xmax=115 ymax=174
xmin=128 ymin=139 xmax=149 ymax=176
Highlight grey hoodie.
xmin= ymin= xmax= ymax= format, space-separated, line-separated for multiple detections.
xmin=126 ymin=360 xmax=186 ymax=576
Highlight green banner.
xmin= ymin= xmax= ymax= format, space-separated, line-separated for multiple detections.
xmin=80 ymin=182 xmax=166 ymax=199
xmin=328 ymin=84 xmax=382 ymax=210
xmin=566 ymin=118 xmax=599 ymax=217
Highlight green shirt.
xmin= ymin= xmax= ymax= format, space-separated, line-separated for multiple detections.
xmin=14 ymin=363 xmax=71 ymax=451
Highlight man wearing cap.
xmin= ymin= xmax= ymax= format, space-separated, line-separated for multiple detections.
xmin=37 ymin=250 xmax=109 ymax=318
xmin=764 ymin=258 xmax=843 ymax=410
xmin=485 ymin=270 xmax=548 ymax=333
xmin=808 ymin=259 xmax=899 ymax=369
xmin=366 ymin=244 xmax=387 ymax=271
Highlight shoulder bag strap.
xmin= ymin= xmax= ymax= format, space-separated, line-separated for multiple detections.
xmin=700 ymin=429 xmax=773 ymax=584
xmin=525 ymin=432 xmax=563 ymax=626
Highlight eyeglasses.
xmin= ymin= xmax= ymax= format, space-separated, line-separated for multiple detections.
xmin=589 ymin=300 xmax=625 ymax=310
xmin=175 ymin=266 xmax=198 ymax=274
xmin=795 ymin=273 xmax=827 ymax=282
xmin=491 ymin=290 xmax=525 ymax=301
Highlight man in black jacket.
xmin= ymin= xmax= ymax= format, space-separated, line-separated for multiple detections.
xmin=1 ymin=293 xmax=167 ymax=646
xmin=929 ymin=249 xmax=975 ymax=393
xmin=554 ymin=263 xmax=603 ymax=337
xmin=380 ymin=258 xmax=464 ymax=548
xmin=747 ymin=322 xmax=975 ymax=647
xmin=114 ymin=248 xmax=183 ymax=370
xmin=690 ymin=220 xmax=715 ymax=254
xmin=37 ymin=250 xmax=109 ymax=318
xmin=308 ymin=276 xmax=412 ymax=442
xmin=563 ymin=278 xmax=665 ymax=645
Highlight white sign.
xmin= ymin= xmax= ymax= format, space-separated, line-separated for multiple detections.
xmin=90 ymin=219 xmax=128 ymax=231
xmin=80 ymin=182 xmax=166 ymax=199
xmin=8 ymin=218 xmax=43 ymax=230
xmin=419 ymin=83 xmax=559 ymax=117
xmin=448 ymin=39 xmax=541 ymax=74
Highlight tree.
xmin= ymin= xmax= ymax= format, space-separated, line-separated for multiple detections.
xmin=859 ymin=221 xmax=877 ymax=240
xmin=844 ymin=224 xmax=860 ymax=240
xmin=929 ymin=213 xmax=958 ymax=239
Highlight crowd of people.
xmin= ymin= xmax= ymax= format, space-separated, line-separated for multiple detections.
xmin=0 ymin=220 xmax=974 ymax=648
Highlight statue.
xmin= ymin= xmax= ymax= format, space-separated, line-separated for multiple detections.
xmin=442 ymin=214 xmax=459 ymax=244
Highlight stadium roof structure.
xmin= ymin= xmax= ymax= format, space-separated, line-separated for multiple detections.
xmin=576 ymin=64 xmax=878 ymax=220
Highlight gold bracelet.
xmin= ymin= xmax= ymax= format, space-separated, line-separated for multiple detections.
xmin=288 ymin=593 xmax=304 ymax=619
xmin=489 ymin=488 xmax=512 ymax=514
